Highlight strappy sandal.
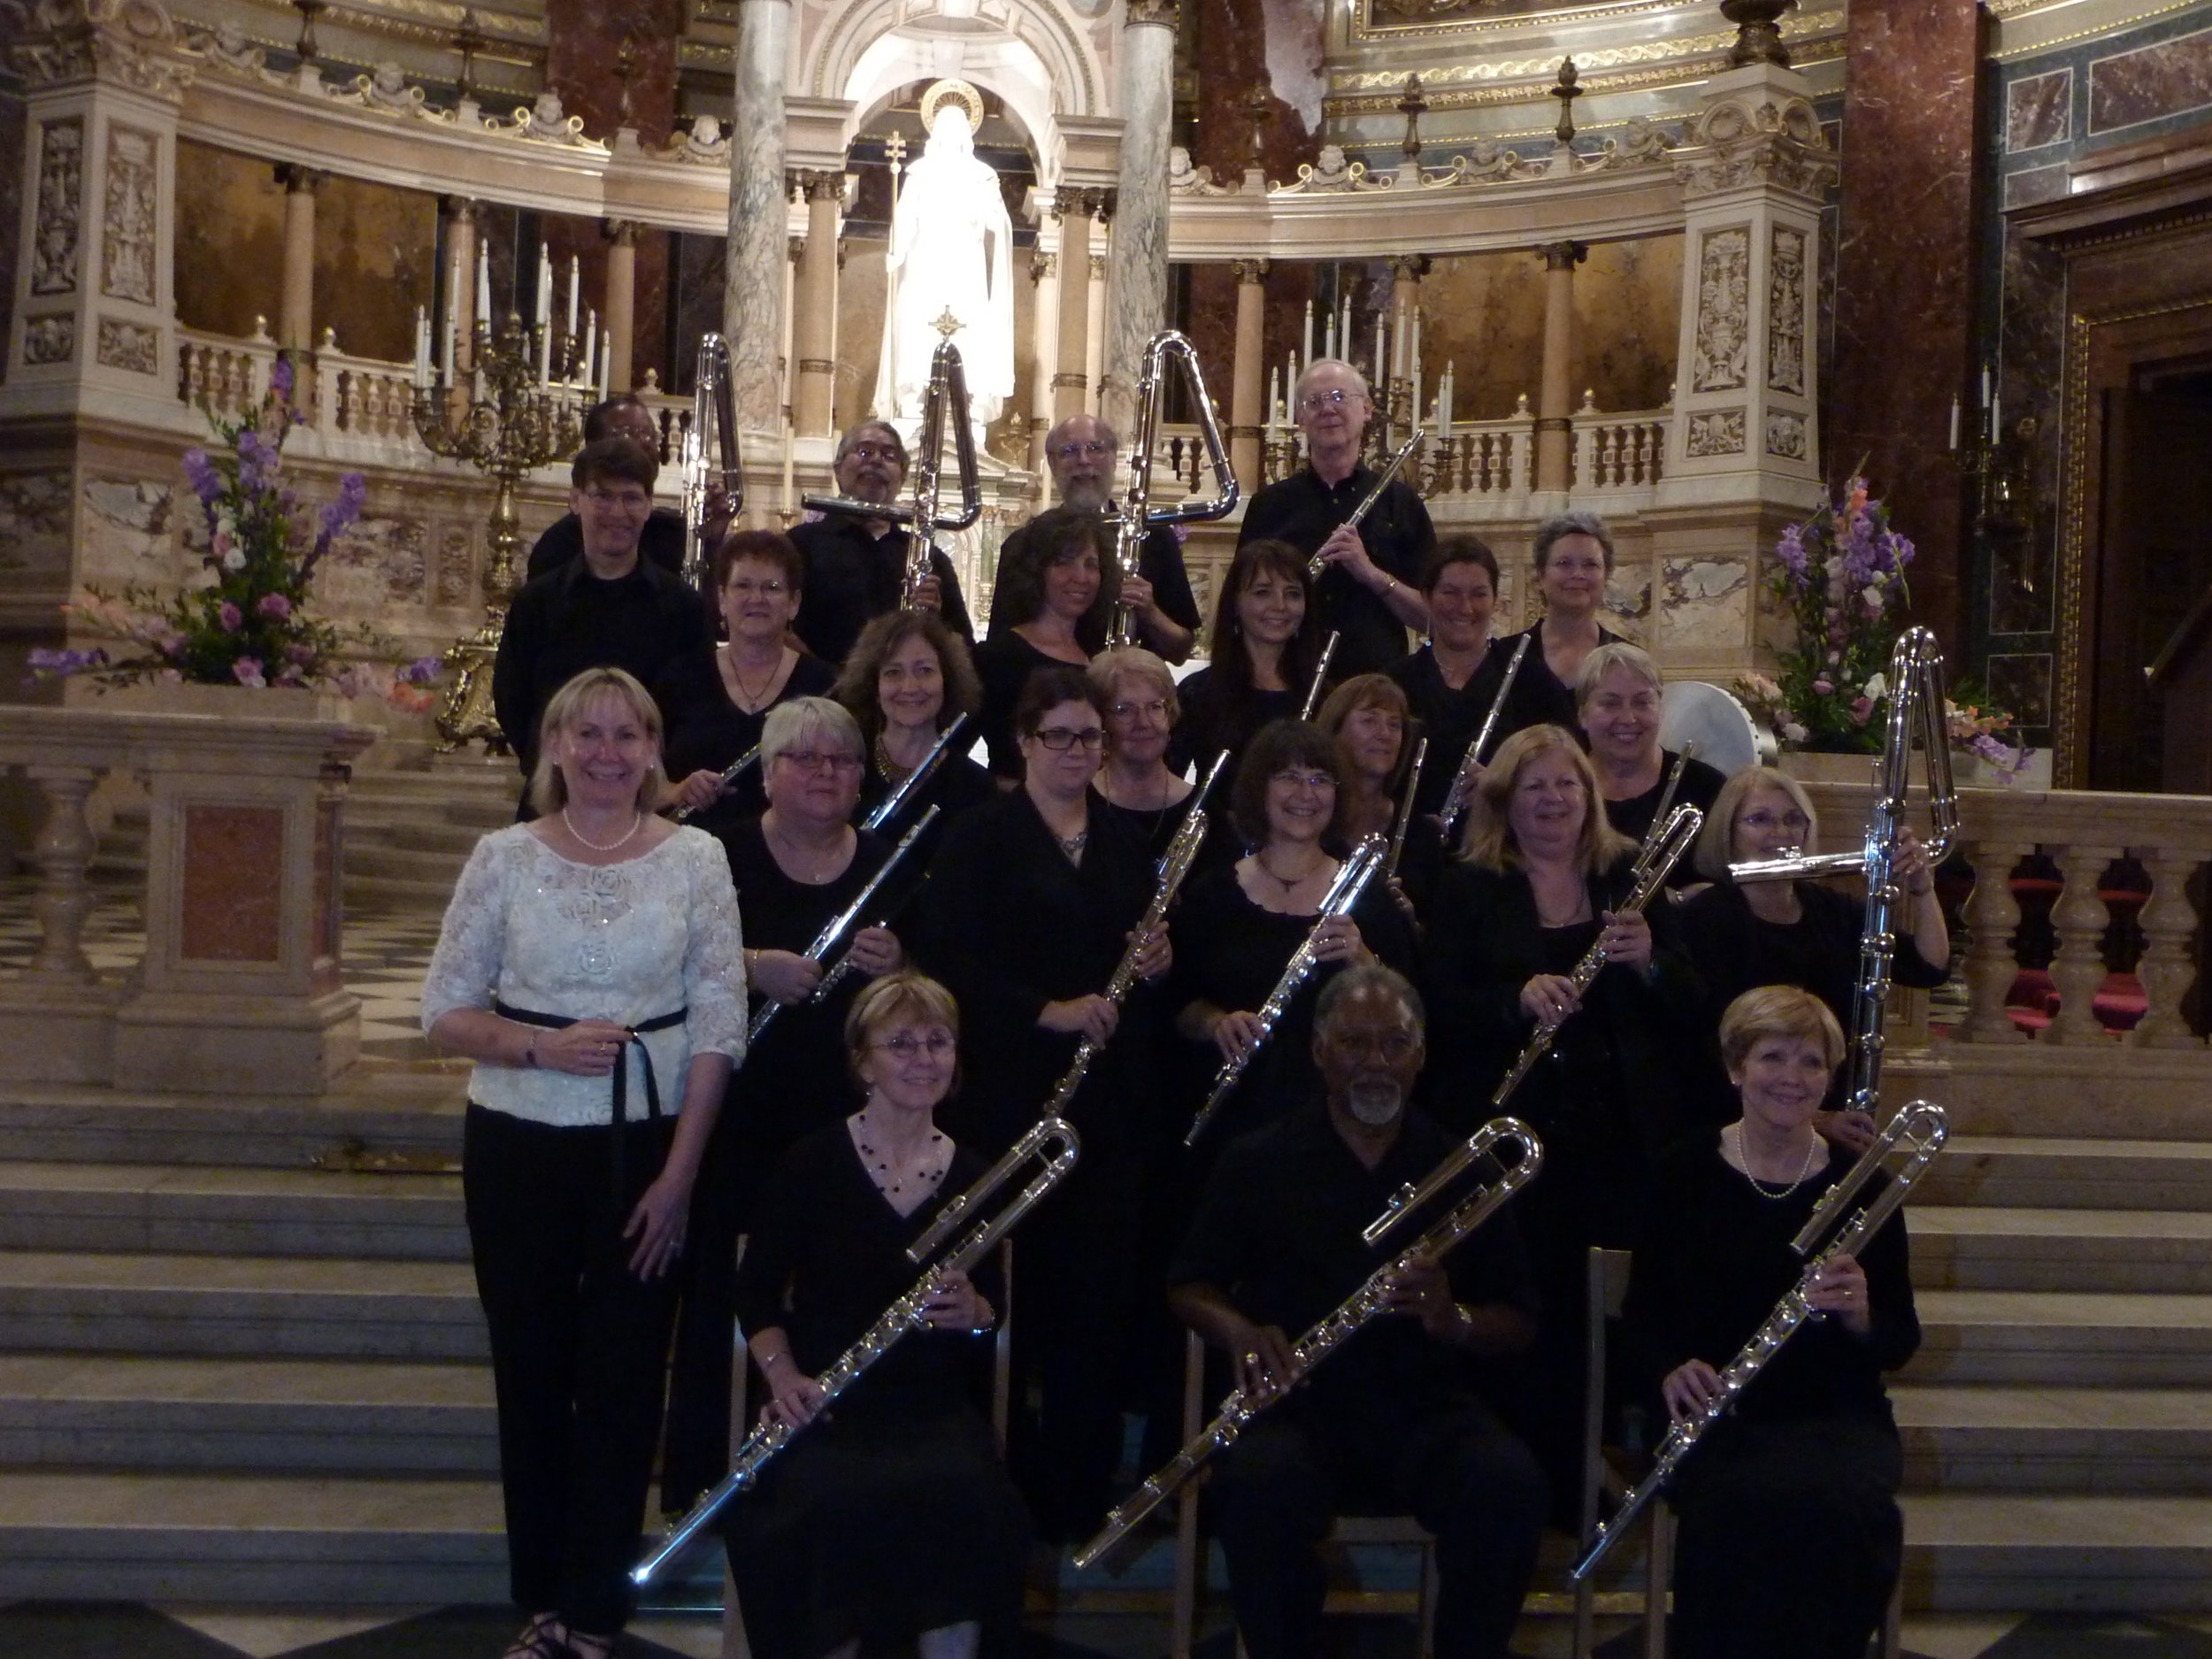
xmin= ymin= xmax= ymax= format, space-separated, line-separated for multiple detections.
xmin=502 ymin=1614 xmax=571 ymax=1659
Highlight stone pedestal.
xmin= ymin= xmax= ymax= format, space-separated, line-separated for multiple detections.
xmin=0 ymin=703 xmax=375 ymax=1094
xmin=1661 ymin=63 xmax=1836 ymax=508
xmin=6 ymin=0 xmax=195 ymax=426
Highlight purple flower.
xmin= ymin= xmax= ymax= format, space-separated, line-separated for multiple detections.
xmin=401 ymin=656 xmax=442 ymax=684
xmin=27 ymin=646 xmax=108 ymax=678
xmin=269 ymin=358 xmax=294 ymax=400
xmin=1778 ymin=525 xmax=1808 ymax=578
xmin=285 ymin=641 xmax=316 ymax=664
xmin=1812 ymin=678 xmax=1834 ymax=695
xmin=233 ymin=656 xmax=267 ymax=688
xmin=181 ymin=449 xmax=223 ymax=508
xmin=256 ymin=593 xmax=292 ymax=621
xmin=234 ymin=428 xmax=269 ymax=491
xmin=218 ymin=602 xmax=243 ymax=632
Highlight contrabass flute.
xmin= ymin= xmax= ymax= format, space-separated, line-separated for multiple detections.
xmin=634 ymin=1113 xmax=1080 ymax=1585
xmin=1571 ymin=1100 xmax=1948 ymax=1581
xmin=747 ymin=805 xmax=942 ymax=1044
xmin=1437 ymin=634 xmax=1532 ymax=839
xmin=1305 ymin=428 xmax=1425 ymax=582
xmin=906 ymin=757 xmax=1225 ymax=1263
xmin=1186 ymin=833 xmax=1388 ymax=1145
xmin=863 ymin=713 xmax=971 ymax=832
xmin=1077 ymin=1116 xmax=1543 ymax=1569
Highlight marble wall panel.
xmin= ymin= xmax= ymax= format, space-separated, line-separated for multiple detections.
xmin=100 ymin=124 xmax=157 ymax=306
xmin=2090 ymin=26 xmax=2212 ymax=134
xmin=1190 ymin=0 xmax=1322 ymax=184
xmin=314 ymin=174 xmax=435 ymax=364
xmin=180 ymin=803 xmax=283 ymax=962
xmin=78 ymin=475 xmax=175 ymax=585
xmin=0 ymin=471 xmax=73 ymax=579
xmin=173 ymin=140 xmax=283 ymax=340
xmin=1576 ymin=237 xmax=1681 ymax=414
xmin=312 ymin=516 xmax=427 ymax=612
xmin=632 ymin=228 xmax=671 ymax=391
xmin=836 ymin=239 xmax=887 ymax=428
xmin=666 ymin=229 xmax=724 ymax=397
xmin=1419 ymin=250 xmax=1543 ymax=419
xmin=2008 ymin=69 xmax=2072 ymax=152
xmin=2004 ymin=165 xmax=2070 ymax=209
xmin=1656 ymin=556 xmax=1750 ymax=658
xmin=0 ymin=85 xmax=22 ymax=376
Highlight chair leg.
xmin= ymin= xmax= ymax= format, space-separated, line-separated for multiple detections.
xmin=1417 ymin=1537 xmax=1440 ymax=1659
xmin=1641 ymin=1505 xmax=1670 ymax=1659
xmin=1879 ymin=1570 xmax=1904 ymax=1659
xmin=719 ymin=1559 xmax=751 ymax=1659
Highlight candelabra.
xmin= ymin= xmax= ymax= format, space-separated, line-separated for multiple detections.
xmin=412 ymin=312 xmax=587 ymax=752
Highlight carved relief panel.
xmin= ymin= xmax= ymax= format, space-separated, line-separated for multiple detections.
xmin=102 ymin=123 xmax=159 ymax=305
xmin=31 ymin=118 xmax=84 ymax=296
xmin=1690 ymin=225 xmax=1749 ymax=393
xmin=1766 ymin=225 xmax=1807 ymax=396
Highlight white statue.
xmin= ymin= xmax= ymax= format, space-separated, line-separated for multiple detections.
xmin=874 ymin=84 xmax=1014 ymax=429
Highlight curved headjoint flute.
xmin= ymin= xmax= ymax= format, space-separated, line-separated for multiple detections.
xmin=747 ymin=805 xmax=942 ymax=1045
xmin=636 ymin=1113 xmax=1079 ymax=1585
xmin=1110 ymin=332 xmax=1240 ymax=649
xmin=680 ymin=333 xmax=743 ymax=591
xmin=1305 ymin=427 xmax=1425 ymax=582
xmin=1627 ymin=741 xmax=1696 ymax=887
xmin=671 ymin=743 xmax=761 ymax=823
xmin=1438 ymin=633 xmax=1532 ymax=839
xmin=1300 ymin=631 xmax=1340 ymax=722
xmin=863 ymin=713 xmax=970 ymax=833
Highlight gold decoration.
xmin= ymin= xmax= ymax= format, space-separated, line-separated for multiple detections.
xmin=919 ymin=78 xmax=984 ymax=134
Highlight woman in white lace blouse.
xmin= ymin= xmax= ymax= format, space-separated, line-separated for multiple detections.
xmin=421 ymin=665 xmax=746 ymax=1659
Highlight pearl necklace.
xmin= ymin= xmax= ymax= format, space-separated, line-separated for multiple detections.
xmin=561 ymin=807 xmax=643 ymax=853
xmin=1728 ymin=1123 xmax=1822 ymax=1199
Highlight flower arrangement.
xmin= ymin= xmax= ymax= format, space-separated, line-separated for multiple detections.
xmin=1765 ymin=475 xmax=1916 ymax=753
xmin=30 ymin=359 xmax=441 ymax=710
xmin=1945 ymin=685 xmax=2036 ymax=781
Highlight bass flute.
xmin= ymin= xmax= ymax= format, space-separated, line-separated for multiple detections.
xmin=635 ymin=1112 xmax=1080 ymax=1585
xmin=747 ymin=805 xmax=942 ymax=1045
xmin=1571 ymin=1100 xmax=1948 ymax=1581
xmin=1078 ymin=1116 xmax=1543 ymax=1568
xmin=1186 ymin=833 xmax=1388 ymax=1145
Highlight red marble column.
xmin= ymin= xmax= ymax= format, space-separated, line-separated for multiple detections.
xmin=1827 ymin=0 xmax=1990 ymax=654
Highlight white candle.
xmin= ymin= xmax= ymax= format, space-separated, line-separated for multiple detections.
xmin=536 ymin=244 xmax=552 ymax=327
xmin=1948 ymin=397 xmax=1960 ymax=452
xmin=1991 ymin=388 xmax=2001 ymax=439
xmin=413 ymin=307 xmax=428 ymax=388
xmin=1440 ymin=363 xmax=1454 ymax=433
xmin=1375 ymin=316 xmax=1387 ymax=388
xmin=1338 ymin=298 xmax=1350 ymax=363
xmin=583 ymin=307 xmax=597 ymax=388
xmin=598 ymin=329 xmax=611 ymax=398
xmin=1302 ymin=301 xmax=1315 ymax=366
xmin=1409 ymin=310 xmax=1422 ymax=397
xmin=780 ymin=422 xmax=796 ymax=514
xmin=566 ymin=255 xmax=580 ymax=341
xmin=1980 ymin=365 xmax=1991 ymax=410
xmin=475 ymin=245 xmax=491 ymax=334
xmin=440 ymin=296 xmax=456 ymax=384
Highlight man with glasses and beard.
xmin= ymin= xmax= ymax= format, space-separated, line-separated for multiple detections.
xmin=791 ymin=420 xmax=977 ymax=667
xmin=1167 ymin=964 xmax=1547 ymax=1659
xmin=984 ymin=412 xmax=1200 ymax=663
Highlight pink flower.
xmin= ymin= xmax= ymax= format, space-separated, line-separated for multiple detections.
xmin=232 ymin=656 xmax=266 ymax=688
xmin=1812 ymin=678 xmax=1834 ymax=695
xmin=1849 ymin=695 xmax=1874 ymax=725
xmin=256 ymin=593 xmax=292 ymax=621
xmin=218 ymin=602 xmax=243 ymax=631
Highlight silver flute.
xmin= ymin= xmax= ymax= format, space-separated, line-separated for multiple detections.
xmin=670 ymin=744 xmax=760 ymax=823
xmin=1304 ymin=428 xmax=1425 ymax=581
xmin=1438 ymin=634 xmax=1532 ymax=839
xmin=864 ymin=713 xmax=971 ymax=832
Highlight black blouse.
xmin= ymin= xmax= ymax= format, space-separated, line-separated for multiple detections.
xmin=1388 ymin=641 xmax=1577 ymax=819
xmin=656 ymin=649 xmax=840 ymax=834
xmin=1601 ymin=749 xmax=1730 ymax=889
xmin=1238 ymin=466 xmax=1435 ymax=679
xmin=1166 ymin=667 xmax=1302 ymax=780
xmin=972 ymin=633 xmax=1086 ymax=780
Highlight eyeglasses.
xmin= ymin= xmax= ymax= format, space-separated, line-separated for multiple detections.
xmin=1051 ymin=440 xmax=1113 ymax=461
xmin=1032 ymin=726 xmax=1106 ymax=751
xmin=1271 ymin=769 xmax=1337 ymax=792
xmin=1110 ymin=698 xmax=1171 ymax=721
xmin=776 ymin=750 xmax=864 ymax=772
xmin=1298 ymin=389 xmax=1362 ymax=412
xmin=583 ymin=488 xmax=652 ymax=510
xmin=846 ymin=443 xmax=904 ymax=464
xmin=874 ymin=1032 xmax=956 ymax=1058
xmin=1739 ymin=810 xmax=1811 ymax=832
xmin=1332 ymin=1032 xmax=1418 ymax=1060
xmin=725 ymin=578 xmax=787 ymax=597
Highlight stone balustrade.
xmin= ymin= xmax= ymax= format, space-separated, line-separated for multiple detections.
xmin=1240 ymin=404 xmax=1666 ymax=508
xmin=0 ymin=703 xmax=376 ymax=1095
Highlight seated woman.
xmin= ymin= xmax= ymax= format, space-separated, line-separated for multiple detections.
xmin=1170 ymin=719 xmax=1418 ymax=1144
xmin=1087 ymin=645 xmax=1198 ymax=861
xmin=972 ymin=506 xmax=1110 ymax=778
xmin=1576 ymin=640 xmax=1727 ymax=872
xmin=1678 ymin=764 xmax=1950 ymax=1142
xmin=1168 ymin=538 xmax=1328 ymax=777
xmin=657 ymin=530 xmax=838 ymax=833
xmin=1625 ymin=985 xmax=1919 ymax=1659
xmin=724 ymin=971 xmax=1029 ymax=1659
xmin=833 ymin=607 xmax=995 ymax=841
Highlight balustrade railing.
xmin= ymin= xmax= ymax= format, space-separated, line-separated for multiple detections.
xmin=1244 ymin=406 xmax=1664 ymax=499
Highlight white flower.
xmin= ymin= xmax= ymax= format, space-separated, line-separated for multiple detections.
xmin=1862 ymin=584 xmax=1885 ymax=611
xmin=1782 ymin=721 xmax=1808 ymax=744
xmin=215 ymin=511 xmax=238 ymax=540
xmin=220 ymin=547 xmax=246 ymax=572
xmin=1861 ymin=672 xmax=1887 ymax=702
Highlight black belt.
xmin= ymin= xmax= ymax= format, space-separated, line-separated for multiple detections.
xmin=495 ymin=1001 xmax=687 ymax=1202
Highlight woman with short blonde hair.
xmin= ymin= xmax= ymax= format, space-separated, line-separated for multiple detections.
xmin=1087 ymin=645 xmax=1196 ymax=856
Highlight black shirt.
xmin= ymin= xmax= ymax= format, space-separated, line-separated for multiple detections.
xmin=654 ymin=649 xmax=839 ymax=833
xmin=491 ymin=556 xmax=714 ymax=772
xmin=525 ymin=507 xmax=689 ymax=584
xmin=1601 ymin=749 xmax=1730 ymax=888
xmin=972 ymin=632 xmax=1083 ymax=779
xmin=1239 ymin=465 xmax=1435 ymax=680
xmin=1171 ymin=1102 xmax=1537 ymax=1421
xmin=788 ymin=513 xmax=975 ymax=668
xmin=986 ymin=520 xmax=1200 ymax=657
xmin=1388 ymin=642 xmax=1578 ymax=818
xmin=1497 ymin=621 xmax=1626 ymax=714
xmin=1164 ymin=668 xmax=1300 ymax=780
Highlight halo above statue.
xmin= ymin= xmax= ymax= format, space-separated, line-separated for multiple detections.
xmin=920 ymin=78 xmax=985 ymax=134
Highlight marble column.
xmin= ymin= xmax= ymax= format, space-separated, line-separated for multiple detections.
xmin=1828 ymin=0 xmax=1985 ymax=651
xmin=441 ymin=196 xmax=479 ymax=364
xmin=726 ymin=0 xmax=792 ymax=427
xmin=603 ymin=218 xmax=638 ymax=392
xmin=1229 ymin=257 xmax=1270 ymax=491
xmin=1084 ymin=237 xmax=1109 ymax=419
xmin=791 ymin=169 xmax=841 ymax=436
xmin=1029 ymin=246 xmax=1061 ymax=470
xmin=275 ymin=164 xmax=323 ymax=351
xmin=5 ymin=0 xmax=191 ymax=422
xmin=1534 ymin=240 xmax=1585 ymax=494
xmin=1051 ymin=196 xmax=1094 ymax=422
xmin=1104 ymin=0 xmax=1178 ymax=436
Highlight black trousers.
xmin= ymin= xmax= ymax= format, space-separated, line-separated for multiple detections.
xmin=1211 ymin=1399 xmax=1548 ymax=1659
xmin=464 ymin=1103 xmax=681 ymax=1637
xmin=660 ymin=1105 xmax=745 ymax=1515
xmin=1669 ymin=1413 xmax=1904 ymax=1659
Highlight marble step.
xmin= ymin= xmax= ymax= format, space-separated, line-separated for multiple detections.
xmin=0 ymin=1078 xmax=465 ymax=1168
xmin=1905 ymin=1291 xmax=2212 ymax=1386
xmin=1886 ymin=1051 xmax=2212 ymax=1141
xmin=1901 ymin=1494 xmax=2212 ymax=1611
xmin=0 ymin=1251 xmax=486 ymax=1360
xmin=0 ymin=1470 xmax=511 ymax=1602
xmin=0 ymin=1355 xmax=495 ymax=1472
xmin=0 ymin=1162 xmax=466 ymax=1260
xmin=1893 ymin=1386 xmax=2212 ymax=1493
xmin=1913 ymin=1137 xmax=2212 ymax=1210
xmin=1909 ymin=1207 xmax=2212 ymax=1294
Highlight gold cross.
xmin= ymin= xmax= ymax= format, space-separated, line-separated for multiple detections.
xmin=933 ymin=308 xmax=963 ymax=340
xmin=884 ymin=132 xmax=908 ymax=171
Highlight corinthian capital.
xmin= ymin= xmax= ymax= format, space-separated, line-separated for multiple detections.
xmin=9 ymin=0 xmax=195 ymax=97
xmin=1671 ymin=79 xmax=1837 ymax=204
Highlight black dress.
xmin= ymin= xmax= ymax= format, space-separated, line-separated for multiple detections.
xmin=653 ymin=649 xmax=839 ymax=834
xmin=1624 ymin=1136 xmax=1918 ymax=1659
xmin=1491 ymin=622 xmax=1625 ymax=724
xmin=972 ymin=631 xmax=1087 ymax=780
xmin=1387 ymin=641 xmax=1577 ymax=818
xmin=1166 ymin=667 xmax=1301 ymax=779
xmin=724 ymin=1127 xmax=1029 ymax=1659
xmin=1601 ymin=748 xmax=1728 ymax=888
xmin=659 ymin=818 xmax=891 ymax=1512
xmin=856 ymin=742 xmax=999 ymax=856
